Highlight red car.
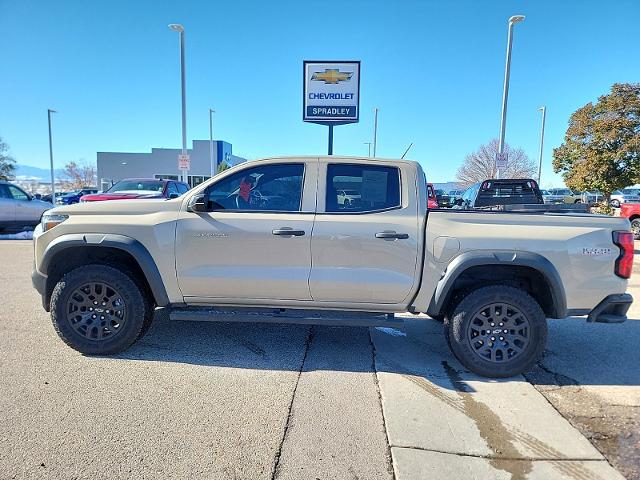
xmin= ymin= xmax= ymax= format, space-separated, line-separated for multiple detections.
xmin=80 ymin=178 xmax=190 ymax=203
xmin=619 ymin=203 xmax=640 ymax=239
xmin=427 ymin=183 xmax=438 ymax=209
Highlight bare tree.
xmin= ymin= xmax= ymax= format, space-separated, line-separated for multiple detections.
xmin=62 ymin=160 xmax=97 ymax=190
xmin=0 ymin=136 xmax=16 ymax=180
xmin=456 ymin=139 xmax=536 ymax=188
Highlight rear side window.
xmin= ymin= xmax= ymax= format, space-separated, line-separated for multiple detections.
xmin=326 ymin=164 xmax=400 ymax=213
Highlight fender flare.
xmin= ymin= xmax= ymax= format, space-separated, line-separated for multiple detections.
xmin=426 ymin=250 xmax=567 ymax=319
xmin=41 ymin=233 xmax=170 ymax=307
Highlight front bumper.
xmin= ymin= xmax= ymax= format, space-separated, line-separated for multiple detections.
xmin=31 ymin=267 xmax=49 ymax=311
xmin=587 ymin=293 xmax=633 ymax=324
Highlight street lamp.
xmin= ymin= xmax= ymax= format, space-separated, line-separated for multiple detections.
xmin=373 ymin=108 xmax=379 ymax=157
xmin=496 ymin=14 xmax=525 ymax=179
xmin=47 ymin=109 xmax=57 ymax=201
xmin=168 ymin=23 xmax=188 ymax=184
xmin=537 ymin=106 xmax=547 ymax=184
xmin=209 ymin=108 xmax=216 ymax=177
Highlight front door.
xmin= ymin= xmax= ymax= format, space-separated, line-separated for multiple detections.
xmin=175 ymin=161 xmax=316 ymax=301
xmin=309 ymin=161 xmax=419 ymax=304
xmin=0 ymin=184 xmax=16 ymax=225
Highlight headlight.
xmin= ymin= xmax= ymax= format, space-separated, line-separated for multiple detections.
xmin=41 ymin=213 xmax=69 ymax=232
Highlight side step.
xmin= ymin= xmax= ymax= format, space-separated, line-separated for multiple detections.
xmin=169 ymin=307 xmax=404 ymax=328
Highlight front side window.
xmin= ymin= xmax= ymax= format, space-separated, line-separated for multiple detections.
xmin=326 ymin=164 xmax=400 ymax=213
xmin=205 ymin=163 xmax=304 ymax=212
xmin=7 ymin=185 xmax=29 ymax=201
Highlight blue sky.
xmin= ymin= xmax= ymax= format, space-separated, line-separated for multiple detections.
xmin=1 ymin=0 xmax=639 ymax=186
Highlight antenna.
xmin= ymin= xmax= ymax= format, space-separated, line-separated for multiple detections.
xmin=401 ymin=142 xmax=413 ymax=159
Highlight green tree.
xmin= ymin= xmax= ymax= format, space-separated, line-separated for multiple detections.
xmin=553 ymin=83 xmax=640 ymax=202
xmin=0 ymin=137 xmax=16 ymax=180
xmin=216 ymin=161 xmax=230 ymax=173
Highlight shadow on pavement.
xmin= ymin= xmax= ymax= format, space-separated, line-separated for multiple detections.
xmin=107 ymin=308 xmax=640 ymax=390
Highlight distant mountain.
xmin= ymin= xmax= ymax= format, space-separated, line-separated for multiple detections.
xmin=14 ymin=164 xmax=65 ymax=181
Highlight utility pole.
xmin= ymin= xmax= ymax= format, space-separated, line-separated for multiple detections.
xmin=537 ymin=106 xmax=546 ymax=184
xmin=47 ymin=109 xmax=57 ymax=200
xmin=364 ymin=142 xmax=372 ymax=157
xmin=496 ymin=15 xmax=525 ymax=179
xmin=209 ymin=108 xmax=216 ymax=176
xmin=372 ymin=108 xmax=379 ymax=157
xmin=169 ymin=23 xmax=188 ymax=183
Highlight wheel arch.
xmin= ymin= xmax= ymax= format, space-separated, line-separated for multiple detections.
xmin=427 ymin=251 xmax=567 ymax=319
xmin=41 ymin=234 xmax=169 ymax=311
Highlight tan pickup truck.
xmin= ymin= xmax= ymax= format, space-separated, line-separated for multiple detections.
xmin=32 ymin=156 xmax=634 ymax=377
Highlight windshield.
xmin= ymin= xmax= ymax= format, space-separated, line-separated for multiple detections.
xmin=622 ymin=189 xmax=640 ymax=195
xmin=108 ymin=180 xmax=164 ymax=193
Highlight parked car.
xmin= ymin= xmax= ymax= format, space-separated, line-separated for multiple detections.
xmin=619 ymin=203 xmax=640 ymax=239
xmin=546 ymin=188 xmax=581 ymax=204
xmin=434 ymin=189 xmax=452 ymax=208
xmin=33 ymin=156 xmax=633 ymax=378
xmin=455 ymin=179 xmax=544 ymax=209
xmin=448 ymin=189 xmax=464 ymax=202
xmin=0 ymin=180 xmax=53 ymax=232
xmin=80 ymin=178 xmax=189 ymax=202
xmin=41 ymin=191 xmax=67 ymax=204
xmin=56 ymin=188 xmax=99 ymax=205
xmin=611 ymin=189 xmax=640 ymax=208
xmin=337 ymin=189 xmax=361 ymax=207
xmin=427 ymin=183 xmax=438 ymax=209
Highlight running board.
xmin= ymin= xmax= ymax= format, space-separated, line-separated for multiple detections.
xmin=169 ymin=307 xmax=404 ymax=328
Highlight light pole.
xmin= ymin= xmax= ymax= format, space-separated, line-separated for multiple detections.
xmin=169 ymin=23 xmax=188 ymax=184
xmin=47 ymin=109 xmax=57 ymax=201
xmin=209 ymin=108 xmax=216 ymax=177
xmin=373 ymin=107 xmax=379 ymax=157
xmin=496 ymin=15 xmax=525 ymax=179
xmin=537 ymin=106 xmax=546 ymax=184
xmin=364 ymin=142 xmax=372 ymax=157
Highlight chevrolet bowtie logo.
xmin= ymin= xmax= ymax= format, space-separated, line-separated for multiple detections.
xmin=311 ymin=69 xmax=353 ymax=84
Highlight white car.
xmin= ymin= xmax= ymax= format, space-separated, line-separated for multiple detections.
xmin=337 ymin=189 xmax=361 ymax=207
xmin=610 ymin=189 xmax=640 ymax=208
xmin=0 ymin=181 xmax=53 ymax=232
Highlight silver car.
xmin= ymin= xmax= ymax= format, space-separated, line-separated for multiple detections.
xmin=0 ymin=181 xmax=53 ymax=232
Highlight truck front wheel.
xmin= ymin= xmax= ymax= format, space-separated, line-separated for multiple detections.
xmin=50 ymin=265 xmax=148 ymax=355
xmin=445 ymin=285 xmax=547 ymax=378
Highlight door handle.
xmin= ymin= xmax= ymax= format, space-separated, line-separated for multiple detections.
xmin=272 ymin=228 xmax=305 ymax=237
xmin=375 ymin=231 xmax=409 ymax=240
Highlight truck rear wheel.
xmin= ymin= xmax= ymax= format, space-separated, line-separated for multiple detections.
xmin=445 ymin=285 xmax=547 ymax=378
xmin=50 ymin=265 xmax=148 ymax=355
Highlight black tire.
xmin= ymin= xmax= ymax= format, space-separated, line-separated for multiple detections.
xmin=631 ymin=219 xmax=640 ymax=241
xmin=50 ymin=265 xmax=148 ymax=355
xmin=445 ymin=285 xmax=547 ymax=378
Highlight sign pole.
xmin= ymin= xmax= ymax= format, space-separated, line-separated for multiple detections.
xmin=328 ymin=125 xmax=334 ymax=155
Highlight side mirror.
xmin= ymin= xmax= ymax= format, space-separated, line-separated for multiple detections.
xmin=455 ymin=198 xmax=463 ymax=206
xmin=34 ymin=194 xmax=42 ymax=200
xmin=169 ymin=192 xmax=180 ymax=199
xmin=187 ymin=194 xmax=207 ymax=213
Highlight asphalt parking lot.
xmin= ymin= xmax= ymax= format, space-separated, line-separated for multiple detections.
xmin=0 ymin=240 xmax=638 ymax=479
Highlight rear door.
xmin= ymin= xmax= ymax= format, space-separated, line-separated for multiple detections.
xmin=309 ymin=161 xmax=420 ymax=304
xmin=175 ymin=160 xmax=317 ymax=301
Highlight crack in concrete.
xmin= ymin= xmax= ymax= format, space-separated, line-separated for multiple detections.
xmin=391 ymin=444 xmax=607 ymax=462
xmin=270 ymin=326 xmax=314 ymax=480
xmin=369 ymin=328 xmax=397 ymax=480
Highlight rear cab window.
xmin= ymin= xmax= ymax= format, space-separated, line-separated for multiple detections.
xmin=326 ymin=164 xmax=400 ymax=213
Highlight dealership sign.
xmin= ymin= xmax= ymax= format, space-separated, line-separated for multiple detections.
xmin=303 ymin=61 xmax=360 ymax=125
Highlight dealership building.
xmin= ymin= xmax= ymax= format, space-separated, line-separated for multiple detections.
xmin=96 ymin=140 xmax=246 ymax=190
